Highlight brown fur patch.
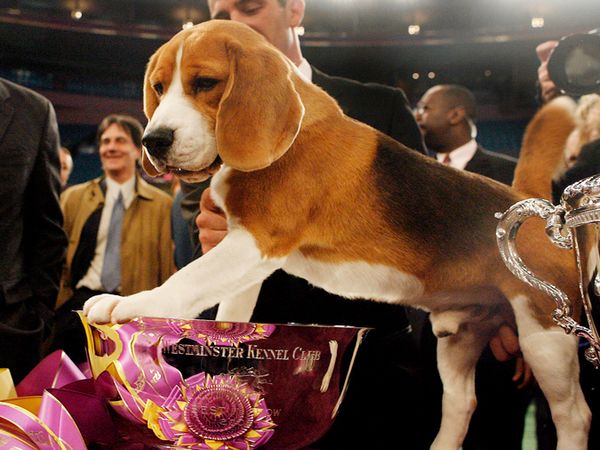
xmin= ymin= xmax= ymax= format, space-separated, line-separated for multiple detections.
xmin=513 ymin=97 xmax=576 ymax=199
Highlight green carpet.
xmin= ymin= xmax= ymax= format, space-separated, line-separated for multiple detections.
xmin=522 ymin=401 xmax=537 ymax=450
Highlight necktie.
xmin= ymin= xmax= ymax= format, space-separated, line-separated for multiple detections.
xmin=101 ymin=191 xmax=124 ymax=292
xmin=442 ymin=153 xmax=451 ymax=165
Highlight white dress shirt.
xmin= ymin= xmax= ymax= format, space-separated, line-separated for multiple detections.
xmin=77 ymin=176 xmax=136 ymax=291
xmin=297 ymin=58 xmax=313 ymax=82
xmin=436 ymin=139 xmax=478 ymax=171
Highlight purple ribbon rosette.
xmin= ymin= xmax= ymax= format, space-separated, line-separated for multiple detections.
xmin=0 ymin=351 xmax=98 ymax=450
xmin=80 ymin=314 xmax=368 ymax=449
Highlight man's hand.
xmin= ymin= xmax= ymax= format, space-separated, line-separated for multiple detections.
xmin=196 ymin=187 xmax=228 ymax=254
xmin=536 ymin=40 xmax=560 ymax=104
xmin=490 ymin=324 xmax=534 ymax=389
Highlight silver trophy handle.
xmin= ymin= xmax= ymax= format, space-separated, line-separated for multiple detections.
xmin=495 ymin=199 xmax=590 ymax=338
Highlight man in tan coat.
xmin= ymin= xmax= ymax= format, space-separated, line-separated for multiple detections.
xmin=51 ymin=114 xmax=175 ymax=362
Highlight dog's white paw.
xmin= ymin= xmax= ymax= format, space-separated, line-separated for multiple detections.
xmin=83 ymin=289 xmax=189 ymax=324
xmin=83 ymin=294 xmax=123 ymax=323
xmin=109 ymin=292 xmax=166 ymax=321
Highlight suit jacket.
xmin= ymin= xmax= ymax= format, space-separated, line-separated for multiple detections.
xmin=311 ymin=67 xmax=425 ymax=152
xmin=0 ymin=78 xmax=66 ymax=309
xmin=552 ymin=137 xmax=600 ymax=202
xmin=464 ymin=146 xmax=517 ymax=185
xmin=57 ymin=174 xmax=175 ymax=307
xmin=0 ymin=78 xmax=67 ymax=382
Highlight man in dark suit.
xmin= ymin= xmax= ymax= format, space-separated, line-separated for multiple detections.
xmin=415 ymin=84 xmax=533 ymax=450
xmin=178 ymin=1 xmax=434 ymax=448
xmin=0 ymin=78 xmax=67 ymax=383
xmin=415 ymin=84 xmax=516 ymax=183
xmin=311 ymin=67 xmax=425 ymax=150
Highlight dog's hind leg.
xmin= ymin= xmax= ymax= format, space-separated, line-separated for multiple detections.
xmin=511 ymin=294 xmax=590 ymax=450
xmin=430 ymin=324 xmax=489 ymax=450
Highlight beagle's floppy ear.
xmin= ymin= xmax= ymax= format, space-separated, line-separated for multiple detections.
xmin=215 ymin=41 xmax=305 ymax=171
xmin=141 ymin=49 xmax=164 ymax=177
xmin=143 ymin=50 xmax=160 ymax=120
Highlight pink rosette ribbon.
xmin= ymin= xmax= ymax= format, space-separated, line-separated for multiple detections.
xmin=0 ymin=351 xmax=90 ymax=450
xmin=148 ymin=372 xmax=275 ymax=449
xmin=134 ymin=317 xmax=276 ymax=347
xmin=78 ymin=316 xmax=279 ymax=448
xmin=190 ymin=321 xmax=276 ymax=347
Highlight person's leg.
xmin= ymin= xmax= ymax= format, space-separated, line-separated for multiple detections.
xmin=463 ymin=349 xmax=533 ymax=450
xmin=50 ymin=288 xmax=103 ymax=364
xmin=0 ymin=300 xmax=45 ymax=383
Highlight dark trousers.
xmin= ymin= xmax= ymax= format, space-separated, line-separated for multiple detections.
xmin=462 ymin=349 xmax=533 ymax=450
xmin=49 ymin=287 xmax=106 ymax=364
xmin=0 ymin=298 xmax=51 ymax=384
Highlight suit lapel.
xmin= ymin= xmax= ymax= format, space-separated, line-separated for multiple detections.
xmin=311 ymin=67 xmax=349 ymax=105
xmin=0 ymin=82 xmax=14 ymax=145
xmin=464 ymin=147 xmax=488 ymax=175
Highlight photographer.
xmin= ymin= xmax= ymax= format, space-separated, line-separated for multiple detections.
xmin=534 ymin=29 xmax=600 ymax=450
xmin=536 ymin=30 xmax=600 ymax=201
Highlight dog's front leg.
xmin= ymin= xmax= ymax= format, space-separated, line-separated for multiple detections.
xmin=215 ymin=282 xmax=262 ymax=322
xmin=84 ymin=229 xmax=284 ymax=324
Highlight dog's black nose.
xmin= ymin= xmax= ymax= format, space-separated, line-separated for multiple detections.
xmin=142 ymin=128 xmax=174 ymax=159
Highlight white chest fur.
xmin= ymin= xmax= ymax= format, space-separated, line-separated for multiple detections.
xmin=210 ymin=165 xmax=231 ymax=214
xmin=283 ymin=251 xmax=424 ymax=303
xmin=211 ymin=167 xmax=424 ymax=305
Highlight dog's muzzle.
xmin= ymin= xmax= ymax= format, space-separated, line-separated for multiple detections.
xmin=142 ymin=127 xmax=174 ymax=160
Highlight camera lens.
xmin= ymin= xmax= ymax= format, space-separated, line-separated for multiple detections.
xmin=548 ymin=30 xmax=600 ymax=96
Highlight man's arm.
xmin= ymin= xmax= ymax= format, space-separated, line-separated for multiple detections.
xmin=388 ymin=88 xmax=426 ymax=153
xmin=536 ymin=40 xmax=561 ymax=104
xmin=489 ymin=325 xmax=533 ymax=388
xmin=179 ymin=179 xmax=211 ymax=259
xmin=197 ymin=187 xmax=228 ymax=254
xmin=159 ymin=197 xmax=177 ymax=281
xmin=23 ymin=100 xmax=68 ymax=310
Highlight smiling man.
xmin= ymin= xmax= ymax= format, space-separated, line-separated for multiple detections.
xmin=50 ymin=114 xmax=175 ymax=363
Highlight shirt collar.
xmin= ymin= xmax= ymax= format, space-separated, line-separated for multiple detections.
xmin=105 ymin=175 xmax=136 ymax=209
xmin=297 ymin=58 xmax=313 ymax=82
xmin=437 ymin=139 xmax=478 ymax=171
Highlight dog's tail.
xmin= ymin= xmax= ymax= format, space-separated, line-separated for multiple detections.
xmin=512 ymin=96 xmax=577 ymax=199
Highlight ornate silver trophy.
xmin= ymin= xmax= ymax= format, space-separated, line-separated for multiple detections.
xmin=496 ymin=175 xmax=600 ymax=367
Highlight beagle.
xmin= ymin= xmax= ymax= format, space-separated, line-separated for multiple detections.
xmin=84 ymin=21 xmax=590 ymax=450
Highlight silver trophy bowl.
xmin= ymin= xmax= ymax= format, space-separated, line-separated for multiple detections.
xmin=496 ymin=174 xmax=600 ymax=367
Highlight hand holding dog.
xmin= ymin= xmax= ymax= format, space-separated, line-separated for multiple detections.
xmin=537 ymin=40 xmax=560 ymax=104
xmin=197 ymin=188 xmax=228 ymax=254
xmin=489 ymin=324 xmax=534 ymax=388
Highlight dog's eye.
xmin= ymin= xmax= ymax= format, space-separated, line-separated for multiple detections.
xmin=192 ymin=77 xmax=219 ymax=94
xmin=153 ymin=82 xmax=164 ymax=96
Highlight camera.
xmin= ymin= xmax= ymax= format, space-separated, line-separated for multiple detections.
xmin=548 ymin=28 xmax=600 ymax=96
